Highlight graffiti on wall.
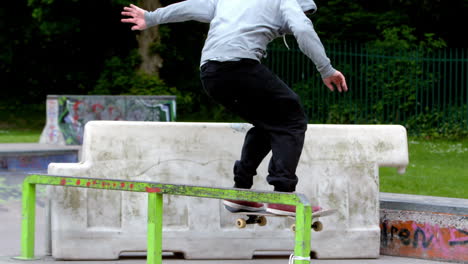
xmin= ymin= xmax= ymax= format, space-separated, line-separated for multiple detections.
xmin=2 ymin=154 xmax=78 ymax=172
xmin=380 ymin=219 xmax=468 ymax=262
xmin=50 ymin=96 xmax=176 ymax=145
xmin=58 ymin=96 xmax=175 ymax=145
xmin=42 ymin=99 xmax=61 ymax=144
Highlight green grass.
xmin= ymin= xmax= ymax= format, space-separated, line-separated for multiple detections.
xmin=380 ymin=138 xmax=468 ymax=199
xmin=0 ymin=129 xmax=42 ymax=143
xmin=1 ymin=128 xmax=466 ymax=199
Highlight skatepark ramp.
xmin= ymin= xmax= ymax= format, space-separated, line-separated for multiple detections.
xmin=45 ymin=122 xmax=409 ymax=259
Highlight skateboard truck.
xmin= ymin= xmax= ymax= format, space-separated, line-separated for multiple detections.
xmin=237 ymin=216 xmax=323 ymax=232
xmin=236 ymin=215 xmax=267 ymax=228
xmin=232 ymin=208 xmax=336 ymax=231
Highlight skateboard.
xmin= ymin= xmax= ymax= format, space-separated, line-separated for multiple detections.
xmin=229 ymin=208 xmax=337 ymax=231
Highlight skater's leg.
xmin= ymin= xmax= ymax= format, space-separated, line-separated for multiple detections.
xmin=234 ymin=127 xmax=271 ymax=189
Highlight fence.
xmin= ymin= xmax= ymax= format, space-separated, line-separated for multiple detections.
xmin=265 ymin=40 xmax=468 ymax=136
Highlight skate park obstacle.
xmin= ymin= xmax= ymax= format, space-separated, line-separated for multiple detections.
xmin=16 ymin=174 xmax=313 ymax=264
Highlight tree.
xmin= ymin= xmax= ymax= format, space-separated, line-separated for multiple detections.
xmin=313 ymin=0 xmax=468 ymax=46
xmin=2 ymin=0 xmax=467 ymax=123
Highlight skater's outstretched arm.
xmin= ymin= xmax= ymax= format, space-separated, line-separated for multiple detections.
xmin=121 ymin=0 xmax=216 ymax=31
xmin=121 ymin=4 xmax=147 ymax=31
xmin=280 ymin=0 xmax=347 ymax=92
xmin=323 ymin=70 xmax=348 ymax=93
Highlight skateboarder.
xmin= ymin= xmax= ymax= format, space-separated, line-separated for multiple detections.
xmin=122 ymin=0 xmax=347 ymax=216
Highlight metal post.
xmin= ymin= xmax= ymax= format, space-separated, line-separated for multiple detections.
xmin=294 ymin=204 xmax=312 ymax=264
xmin=16 ymin=182 xmax=37 ymax=260
xmin=147 ymin=192 xmax=163 ymax=264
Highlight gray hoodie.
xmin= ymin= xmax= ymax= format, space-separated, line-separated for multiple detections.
xmin=145 ymin=0 xmax=335 ymax=78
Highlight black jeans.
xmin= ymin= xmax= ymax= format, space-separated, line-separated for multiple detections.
xmin=200 ymin=59 xmax=307 ymax=192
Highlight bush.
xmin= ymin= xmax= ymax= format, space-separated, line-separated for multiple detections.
xmin=89 ymin=50 xmax=191 ymax=106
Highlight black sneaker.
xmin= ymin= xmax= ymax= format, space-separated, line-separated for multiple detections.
xmin=223 ymin=199 xmax=264 ymax=212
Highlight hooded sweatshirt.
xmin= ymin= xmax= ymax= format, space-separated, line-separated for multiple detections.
xmin=145 ymin=0 xmax=335 ymax=78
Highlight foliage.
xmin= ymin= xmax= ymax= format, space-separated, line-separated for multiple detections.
xmin=314 ymin=0 xmax=468 ymax=47
xmin=27 ymin=0 xmax=81 ymax=38
xmin=0 ymin=103 xmax=45 ymax=130
xmin=91 ymin=50 xmax=141 ymax=95
xmin=155 ymin=21 xmax=212 ymax=119
xmin=314 ymin=0 xmax=402 ymax=43
xmin=90 ymin=50 xmax=192 ymax=107
xmin=370 ymin=26 xmax=446 ymax=51
xmin=362 ymin=26 xmax=447 ymax=128
xmin=1 ymin=0 xmax=136 ymax=108
xmin=288 ymin=27 xmax=465 ymax=138
xmin=405 ymin=106 xmax=468 ymax=139
xmin=2 ymin=0 xmax=468 ymax=132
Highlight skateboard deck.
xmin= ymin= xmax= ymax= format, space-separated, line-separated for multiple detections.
xmin=231 ymin=208 xmax=337 ymax=218
xmin=229 ymin=208 xmax=337 ymax=231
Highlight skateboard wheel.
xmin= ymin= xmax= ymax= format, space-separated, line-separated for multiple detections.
xmin=291 ymin=224 xmax=296 ymax=232
xmin=236 ymin=218 xmax=247 ymax=228
xmin=258 ymin=216 xmax=267 ymax=226
xmin=312 ymin=221 xmax=323 ymax=231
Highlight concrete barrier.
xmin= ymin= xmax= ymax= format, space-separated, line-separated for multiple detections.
xmin=39 ymin=95 xmax=176 ymax=145
xmin=48 ymin=121 xmax=408 ymax=259
xmin=380 ymin=193 xmax=468 ymax=263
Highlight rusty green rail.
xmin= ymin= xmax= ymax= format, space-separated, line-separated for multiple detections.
xmin=16 ymin=174 xmax=313 ymax=264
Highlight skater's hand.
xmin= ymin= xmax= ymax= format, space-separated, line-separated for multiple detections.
xmin=121 ymin=4 xmax=147 ymax=31
xmin=323 ymin=70 xmax=348 ymax=93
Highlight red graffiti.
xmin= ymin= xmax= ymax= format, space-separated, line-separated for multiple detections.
xmin=113 ymin=183 xmax=116 ymax=187
xmin=92 ymin=180 xmax=97 ymax=185
xmin=86 ymin=182 xmax=91 ymax=187
xmin=76 ymin=180 xmax=81 ymax=185
xmin=130 ymin=184 xmax=134 ymax=189
xmin=60 ymin=179 xmax=66 ymax=185
xmin=145 ymin=187 xmax=162 ymax=193
xmin=121 ymin=183 xmax=126 ymax=188
xmin=381 ymin=220 xmax=468 ymax=262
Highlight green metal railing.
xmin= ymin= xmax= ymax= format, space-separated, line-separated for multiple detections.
xmin=16 ymin=174 xmax=313 ymax=264
xmin=265 ymin=40 xmax=468 ymax=135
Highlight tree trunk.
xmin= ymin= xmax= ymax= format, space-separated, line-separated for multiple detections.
xmin=137 ymin=0 xmax=163 ymax=77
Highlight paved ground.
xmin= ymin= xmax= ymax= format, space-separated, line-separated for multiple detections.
xmin=0 ymin=254 xmax=456 ymax=264
xmin=0 ymin=173 xmax=454 ymax=264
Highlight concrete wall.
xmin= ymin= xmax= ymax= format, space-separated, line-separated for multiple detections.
xmin=0 ymin=144 xmax=79 ymax=173
xmin=380 ymin=193 xmax=468 ymax=263
xmin=40 ymin=95 xmax=176 ymax=145
xmin=48 ymin=121 xmax=408 ymax=259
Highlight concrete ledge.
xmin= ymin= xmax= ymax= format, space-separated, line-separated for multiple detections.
xmin=380 ymin=193 xmax=468 ymax=263
xmin=0 ymin=144 xmax=80 ymax=173
xmin=380 ymin=192 xmax=468 ymax=215
xmin=0 ymin=144 xmax=80 ymax=156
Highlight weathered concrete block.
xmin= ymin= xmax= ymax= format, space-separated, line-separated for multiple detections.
xmin=48 ymin=121 xmax=408 ymax=259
